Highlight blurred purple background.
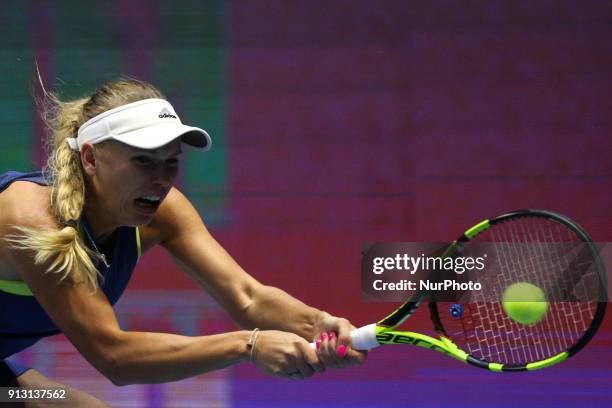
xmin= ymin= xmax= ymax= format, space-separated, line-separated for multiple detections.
xmin=3 ymin=1 xmax=611 ymax=406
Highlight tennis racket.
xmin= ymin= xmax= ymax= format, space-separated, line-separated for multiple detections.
xmin=321 ymin=209 xmax=607 ymax=372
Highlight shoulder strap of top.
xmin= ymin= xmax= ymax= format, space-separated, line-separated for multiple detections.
xmin=0 ymin=280 xmax=32 ymax=296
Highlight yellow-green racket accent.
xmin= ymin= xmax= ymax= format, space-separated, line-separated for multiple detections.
xmin=526 ymin=352 xmax=568 ymax=370
xmin=374 ymin=325 xmax=468 ymax=362
xmin=464 ymin=219 xmax=490 ymax=239
xmin=373 ymin=324 xmax=571 ymax=371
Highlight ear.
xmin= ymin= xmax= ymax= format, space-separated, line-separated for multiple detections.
xmin=80 ymin=144 xmax=97 ymax=176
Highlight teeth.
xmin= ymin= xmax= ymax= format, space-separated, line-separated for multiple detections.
xmin=137 ymin=196 xmax=161 ymax=204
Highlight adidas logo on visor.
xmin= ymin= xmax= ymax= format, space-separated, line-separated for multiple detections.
xmin=158 ymin=107 xmax=177 ymax=119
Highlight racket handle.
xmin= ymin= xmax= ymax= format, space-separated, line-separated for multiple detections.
xmin=308 ymin=323 xmax=380 ymax=350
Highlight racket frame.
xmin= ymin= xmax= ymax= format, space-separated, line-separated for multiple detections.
xmin=361 ymin=209 xmax=607 ymax=372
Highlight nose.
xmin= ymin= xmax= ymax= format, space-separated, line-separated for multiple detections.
xmin=151 ymin=163 xmax=178 ymax=187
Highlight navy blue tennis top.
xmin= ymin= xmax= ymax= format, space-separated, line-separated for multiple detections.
xmin=0 ymin=171 xmax=140 ymax=359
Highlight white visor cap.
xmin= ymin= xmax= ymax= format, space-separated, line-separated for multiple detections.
xmin=67 ymin=98 xmax=211 ymax=151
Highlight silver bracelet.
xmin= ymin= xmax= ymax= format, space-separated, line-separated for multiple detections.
xmin=246 ymin=328 xmax=260 ymax=362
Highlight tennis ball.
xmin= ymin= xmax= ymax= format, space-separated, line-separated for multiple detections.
xmin=502 ymin=282 xmax=549 ymax=325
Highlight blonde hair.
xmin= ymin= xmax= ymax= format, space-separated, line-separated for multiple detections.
xmin=7 ymin=78 xmax=164 ymax=291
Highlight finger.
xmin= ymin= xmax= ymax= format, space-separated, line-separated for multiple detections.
xmin=306 ymin=358 xmax=325 ymax=373
xmin=281 ymin=354 xmax=303 ymax=380
xmin=336 ymin=319 xmax=353 ymax=347
xmin=294 ymin=357 xmax=314 ymax=379
xmin=329 ymin=331 xmax=349 ymax=368
xmin=328 ymin=331 xmax=337 ymax=350
xmin=335 ymin=343 xmax=349 ymax=369
xmin=311 ymin=337 xmax=330 ymax=372
xmin=345 ymin=348 xmax=367 ymax=365
xmin=321 ymin=332 xmax=344 ymax=368
xmin=302 ymin=343 xmax=325 ymax=373
xmin=317 ymin=332 xmax=332 ymax=366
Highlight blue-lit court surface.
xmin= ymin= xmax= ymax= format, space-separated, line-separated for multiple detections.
xmin=8 ymin=291 xmax=612 ymax=407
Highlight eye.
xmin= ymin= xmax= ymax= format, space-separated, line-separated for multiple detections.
xmin=166 ymin=157 xmax=179 ymax=165
xmin=133 ymin=156 xmax=153 ymax=165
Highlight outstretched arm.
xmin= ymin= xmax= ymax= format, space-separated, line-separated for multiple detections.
xmin=1 ymin=188 xmax=321 ymax=385
xmin=155 ymin=188 xmax=366 ymax=367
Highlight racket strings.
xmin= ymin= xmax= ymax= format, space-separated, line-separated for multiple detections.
xmin=439 ymin=216 xmax=599 ymax=366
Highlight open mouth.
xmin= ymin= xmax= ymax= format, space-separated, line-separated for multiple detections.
xmin=134 ymin=195 xmax=162 ymax=210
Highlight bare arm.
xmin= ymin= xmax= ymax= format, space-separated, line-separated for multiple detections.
xmin=0 ymin=186 xmax=253 ymax=385
xmin=155 ymin=188 xmax=366 ymax=368
xmin=154 ymin=188 xmax=325 ymax=338
xmin=23 ymin=273 xmax=254 ymax=385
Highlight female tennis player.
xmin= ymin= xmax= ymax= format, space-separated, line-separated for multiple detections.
xmin=0 ymin=78 xmax=365 ymax=405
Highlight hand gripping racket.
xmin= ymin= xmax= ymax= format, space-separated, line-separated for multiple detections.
xmin=323 ymin=210 xmax=607 ymax=372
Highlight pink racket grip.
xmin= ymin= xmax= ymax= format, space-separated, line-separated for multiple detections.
xmin=308 ymin=323 xmax=380 ymax=350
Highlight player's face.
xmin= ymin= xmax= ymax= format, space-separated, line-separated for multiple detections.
xmin=85 ymin=139 xmax=182 ymax=226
